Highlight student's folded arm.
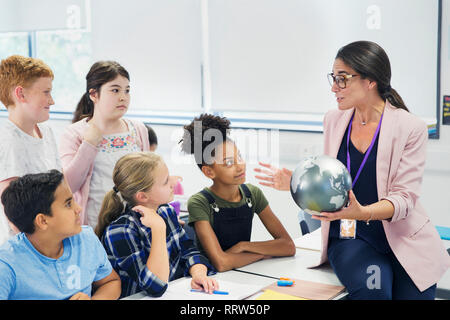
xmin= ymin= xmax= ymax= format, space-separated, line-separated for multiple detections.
xmin=87 ymin=228 xmax=122 ymax=300
xmin=194 ymin=220 xmax=264 ymax=272
xmin=91 ymin=269 xmax=121 ymax=300
xmin=103 ymin=223 xmax=168 ymax=297
xmin=188 ymin=196 xmax=264 ymax=272
xmin=59 ymin=129 xmax=98 ymax=193
xmin=238 ymin=205 xmax=296 ymax=257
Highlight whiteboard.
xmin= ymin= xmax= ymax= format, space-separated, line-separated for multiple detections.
xmin=90 ymin=0 xmax=203 ymax=112
xmin=0 ymin=0 xmax=88 ymax=32
xmin=1 ymin=0 xmax=439 ymax=125
xmin=208 ymin=0 xmax=440 ymax=119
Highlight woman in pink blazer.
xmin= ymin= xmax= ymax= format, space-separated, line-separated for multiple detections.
xmin=255 ymin=41 xmax=450 ymax=299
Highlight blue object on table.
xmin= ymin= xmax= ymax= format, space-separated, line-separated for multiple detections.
xmin=436 ymin=226 xmax=450 ymax=241
xmin=277 ymin=280 xmax=294 ymax=287
xmin=190 ymin=289 xmax=229 ymax=295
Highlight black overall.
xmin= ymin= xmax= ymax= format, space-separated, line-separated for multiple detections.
xmin=200 ymin=184 xmax=254 ymax=251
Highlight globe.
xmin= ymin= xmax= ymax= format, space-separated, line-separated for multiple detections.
xmin=290 ymin=155 xmax=352 ymax=216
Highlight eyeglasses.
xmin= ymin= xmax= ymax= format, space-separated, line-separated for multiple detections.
xmin=327 ymin=73 xmax=359 ymax=89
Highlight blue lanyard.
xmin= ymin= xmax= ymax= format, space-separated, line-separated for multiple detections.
xmin=346 ymin=112 xmax=383 ymax=188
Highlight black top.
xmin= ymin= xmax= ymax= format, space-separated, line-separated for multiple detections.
xmin=328 ymin=124 xmax=391 ymax=254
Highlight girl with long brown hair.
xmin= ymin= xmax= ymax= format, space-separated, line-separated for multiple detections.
xmin=59 ymin=61 xmax=150 ymax=228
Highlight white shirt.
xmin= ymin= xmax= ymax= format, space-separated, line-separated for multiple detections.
xmin=86 ymin=119 xmax=141 ymax=229
xmin=0 ymin=119 xmax=61 ymax=245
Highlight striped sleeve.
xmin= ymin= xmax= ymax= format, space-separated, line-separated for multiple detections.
xmin=103 ymin=217 xmax=168 ymax=297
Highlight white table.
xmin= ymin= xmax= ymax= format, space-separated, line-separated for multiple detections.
xmin=123 ymin=239 xmax=450 ymax=300
xmin=235 ymin=248 xmax=343 ymax=287
xmin=124 ymin=243 xmax=345 ymax=300
xmin=123 ymin=270 xmax=275 ymax=300
xmin=235 ymin=245 xmax=450 ymax=300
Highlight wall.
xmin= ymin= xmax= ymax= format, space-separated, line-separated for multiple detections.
xmin=1 ymin=0 xmax=449 ymax=241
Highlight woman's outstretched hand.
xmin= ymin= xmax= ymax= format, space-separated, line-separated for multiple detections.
xmin=254 ymin=162 xmax=292 ymax=191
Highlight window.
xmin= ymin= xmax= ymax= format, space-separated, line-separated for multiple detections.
xmin=0 ymin=0 xmax=442 ymax=138
xmin=0 ymin=0 xmax=91 ymax=113
xmin=36 ymin=30 xmax=92 ymax=112
xmin=0 ymin=32 xmax=29 ymax=59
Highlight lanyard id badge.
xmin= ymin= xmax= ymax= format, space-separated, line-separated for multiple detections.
xmin=340 ymin=110 xmax=383 ymax=240
xmin=340 ymin=219 xmax=356 ymax=239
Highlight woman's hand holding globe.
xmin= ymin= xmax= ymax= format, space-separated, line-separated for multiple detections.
xmin=311 ymin=189 xmax=370 ymax=222
xmin=254 ymin=156 xmax=371 ymax=222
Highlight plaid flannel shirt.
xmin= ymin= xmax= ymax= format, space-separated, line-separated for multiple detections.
xmin=101 ymin=204 xmax=215 ymax=298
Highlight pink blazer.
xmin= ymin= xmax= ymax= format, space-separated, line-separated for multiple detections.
xmin=59 ymin=118 xmax=150 ymax=225
xmin=314 ymin=102 xmax=450 ymax=292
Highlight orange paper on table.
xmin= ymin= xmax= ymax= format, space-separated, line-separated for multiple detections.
xmin=263 ymin=278 xmax=345 ymax=300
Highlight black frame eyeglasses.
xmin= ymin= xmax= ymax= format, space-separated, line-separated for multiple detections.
xmin=327 ymin=73 xmax=359 ymax=89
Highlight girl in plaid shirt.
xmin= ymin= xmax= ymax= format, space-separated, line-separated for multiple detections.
xmin=95 ymin=152 xmax=217 ymax=298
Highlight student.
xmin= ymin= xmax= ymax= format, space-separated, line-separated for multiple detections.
xmin=59 ymin=61 xmax=150 ymax=229
xmin=0 ymin=170 xmax=120 ymax=300
xmin=0 ymin=55 xmax=61 ymax=246
xmin=144 ymin=124 xmax=184 ymax=217
xmin=180 ymin=114 xmax=295 ymax=272
xmin=144 ymin=124 xmax=184 ymax=193
xmin=95 ymin=152 xmax=217 ymax=298
xmin=145 ymin=124 xmax=158 ymax=152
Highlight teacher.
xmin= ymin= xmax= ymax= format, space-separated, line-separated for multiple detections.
xmin=255 ymin=41 xmax=450 ymax=299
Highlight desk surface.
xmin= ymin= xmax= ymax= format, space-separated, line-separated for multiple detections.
xmin=123 ymin=270 xmax=274 ymax=300
xmin=236 ymin=248 xmax=342 ymax=287
xmin=124 ymin=248 xmax=346 ymax=300
xmin=123 ymin=241 xmax=450 ymax=300
xmin=236 ymin=246 xmax=450 ymax=297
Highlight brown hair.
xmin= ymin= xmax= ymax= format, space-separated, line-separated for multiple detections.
xmin=336 ymin=41 xmax=409 ymax=112
xmin=72 ymin=60 xmax=129 ymax=123
xmin=95 ymin=152 xmax=163 ymax=238
xmin=0 ymin=55 xmax=54 ymax=108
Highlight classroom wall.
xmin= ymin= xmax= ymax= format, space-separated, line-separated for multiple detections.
xmin=1 ymin=0 xmax=449 ymax=241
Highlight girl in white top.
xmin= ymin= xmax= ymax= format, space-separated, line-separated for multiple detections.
xmin=0 ymin=55 xmax=61 ymax=246
xmin=59 ymin=61 xmax=150 ymax=229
